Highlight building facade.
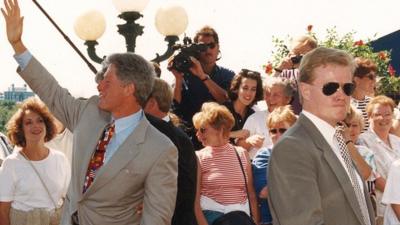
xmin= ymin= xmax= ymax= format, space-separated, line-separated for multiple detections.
xmin=4 ymin=84 xmax=34 ymax=102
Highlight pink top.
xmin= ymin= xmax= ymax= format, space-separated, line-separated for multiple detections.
xmin=196 ymin=143 xmax=249 ymax=205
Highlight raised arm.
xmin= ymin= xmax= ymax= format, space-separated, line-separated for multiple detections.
xmin=189 ymin=57 xmax=228 ymax=103
xmin=1 ymin=0 xmax=26 ymax=54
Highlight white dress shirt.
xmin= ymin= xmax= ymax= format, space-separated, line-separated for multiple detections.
xmin=302 ymin=111 xmax=365 ymax=193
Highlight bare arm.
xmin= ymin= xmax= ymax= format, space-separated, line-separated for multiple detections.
xmin=229 ymin=129 xmax=250 ymax=140
xmin=244 ymin=151 xmax=260 ymax=224
xmin=0 ymin=202 xmax=11 ymax=225
xmin=392 ymin=204 xmax=400 ymax=221
xmin=189 ymin=57 xmax=228 ymax=103
xmin=375 ymin=176 xmax=386 ymax=192
xmin=342 ymin=126 xmax=372 ymax=180
xmin=346 ymin=142 xmax=372 ymax=181
xmin=194 ymin=158 xmax=208 ymax=225
xmin=201 ymin=77 xmax=229 ymax=103
xmin=237 ymin=134 xmax=265 ymax=150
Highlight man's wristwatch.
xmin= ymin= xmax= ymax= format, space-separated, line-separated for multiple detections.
xmin=201 ymin=75 xmax=210 ymax=82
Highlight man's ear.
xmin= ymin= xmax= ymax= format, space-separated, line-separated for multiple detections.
xmin=124 ymin=83 xmax=135 ymax=96
xmin=144 ymin=97 xmax=155 ymax=110
xmin=299 ymin=82 xmax=311 ymax=101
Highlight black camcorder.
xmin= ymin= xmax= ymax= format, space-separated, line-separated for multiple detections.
xmin=290 ymin=55 xmax=303 ymax=64
xmin=170 ymin=37 xmax=209 ymax=73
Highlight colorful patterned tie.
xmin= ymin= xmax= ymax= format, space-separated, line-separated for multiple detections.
xmin=83 ymin=122 xmax=115 ymax=193
xmin=334 ymin=127 xmax=371 ymax=225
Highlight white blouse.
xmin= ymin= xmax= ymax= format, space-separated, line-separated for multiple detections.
xmin=0 ymin=149 xmax=70 ymax=211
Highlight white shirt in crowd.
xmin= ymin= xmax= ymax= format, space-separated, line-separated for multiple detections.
xmin=358 ymin=129 xmax=400 ymax=217
xmin=0 ymin=149 xmax=71 ymax=211
xmin=382 ymin=159 xmax=400 ymax=225
xmin=242 ymin=110 xmax=273 ymax=158
xmin=45 ymin=128 xmax=73 ymax=164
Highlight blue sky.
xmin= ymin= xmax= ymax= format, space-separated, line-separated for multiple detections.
xmin=0 ymin=0 xmax=399 ymax=97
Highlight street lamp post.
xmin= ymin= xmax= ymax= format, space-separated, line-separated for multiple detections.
xmin=73 ymin=0 xmax=188 ymax=64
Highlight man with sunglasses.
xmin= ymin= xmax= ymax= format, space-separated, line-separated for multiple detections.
xmin=169 ymin=26 xmax=234 ymax=149
xmin=268 ymin=47 xmax=375 ymax=225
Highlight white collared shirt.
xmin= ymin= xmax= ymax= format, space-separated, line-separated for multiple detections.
xmin=162 ymin=115 xmax=170 ymax=122
xmin=104 ymin=110 xmax=144 ymax=163
xmin=302 ymin=111 xmax=365 ymax=193
xmin=358 ymin=129 xmax=400 ymax=216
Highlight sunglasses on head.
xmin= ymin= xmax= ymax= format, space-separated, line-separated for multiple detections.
xmin=269 ymin=128 xmax=287 ymax=134
xmin=240 ymin=69 xmax=260 ymax=76
xmin=321 ymin=82 xmax=355 ymax=96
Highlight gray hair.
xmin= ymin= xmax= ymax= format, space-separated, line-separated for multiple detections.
xmin=264 ymin=77 xmax=294 ymax=98
xmin=96 ymin=53 xmax=156 ymax=107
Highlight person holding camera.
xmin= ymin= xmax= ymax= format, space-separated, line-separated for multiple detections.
xmin=273 ymin=35 xmax=317 ymax=114
xmin=169 ymin=26 xmax=235 ymax=149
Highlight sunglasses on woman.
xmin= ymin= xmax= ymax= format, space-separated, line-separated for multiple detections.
xmin=321 ymin=82 xmax=355 ymax=96
xmin=269 ymin=128 xmax=287 ymax=134
xmin=198 ymin=127 xmax=207 ymax=134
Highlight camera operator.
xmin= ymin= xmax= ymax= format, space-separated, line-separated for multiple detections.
xmin=169 ymin=26 xmax=234 ymax=149
xmin=273 ymin=35 xmax=317 ymax=114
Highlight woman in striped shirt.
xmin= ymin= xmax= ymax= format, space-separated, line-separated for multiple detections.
xmin=351 ymin=57 xmax=378 ymax=132
xmin=193 ymin=102 xmax=259 ymax=225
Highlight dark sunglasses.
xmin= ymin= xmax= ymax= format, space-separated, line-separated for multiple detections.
xmin=322 ymin=82 xmax=355 ymax=96
xmin=206 ymin=42 xmax=217 ymax=49
xmin=198 ymin=127 xmax=207 ymax=134
xmin=269 ymin=128 xmax=287 ymax=134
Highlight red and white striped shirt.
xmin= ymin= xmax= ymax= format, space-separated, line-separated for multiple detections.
xmin=196 ymin=143 xmax=249 ymax=205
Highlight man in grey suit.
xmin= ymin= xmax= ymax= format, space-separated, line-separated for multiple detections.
xmin=2 ymin=0 xmax=178 ymax=224
xmin=268 ymin=47 xmax=376 ymax=225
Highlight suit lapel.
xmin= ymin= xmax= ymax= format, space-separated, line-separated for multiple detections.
xmin=299 ymin=115 xmax=366 ymax=225
xmin=82 ymin=116 xmax=149 ymax=196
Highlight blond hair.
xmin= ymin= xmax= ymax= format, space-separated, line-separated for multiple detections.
xmin=192 ymin=102 xmax=234 ymax=138
xmin=266 ymin=105 xmax=297 ymax=128
xmin=366 ymin=95 xmax=395 ymax=118
xmin=345 ymin=105 xmax=365 ymax=131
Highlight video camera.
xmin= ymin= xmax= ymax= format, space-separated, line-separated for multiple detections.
xmin=170 ymin=37 xmax=210 ymax=73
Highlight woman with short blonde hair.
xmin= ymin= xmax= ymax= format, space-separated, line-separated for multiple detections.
xmin=193 ymin=102 xmax=258 ymax=225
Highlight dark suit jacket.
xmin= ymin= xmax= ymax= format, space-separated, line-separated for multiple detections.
xmin=268 ymin=114 xmax=375 ymax=225
xmin=146 ymin=115 xmax=198 ymax=225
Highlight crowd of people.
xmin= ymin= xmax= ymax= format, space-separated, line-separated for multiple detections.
xmin=1 ymin=0 xmax=400 ymax=225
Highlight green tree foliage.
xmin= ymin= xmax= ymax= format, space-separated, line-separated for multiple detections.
xmin=0 ymin=100 xmax=18 ymax=133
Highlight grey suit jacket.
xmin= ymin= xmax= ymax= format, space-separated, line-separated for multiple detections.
xmin=18 ymin=57 xmax=178 ymax=225
xmin=268 ymin=114 xmax=375 ymax=225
